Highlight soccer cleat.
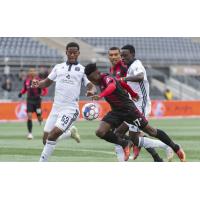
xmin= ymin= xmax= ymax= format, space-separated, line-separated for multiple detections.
xmin=123 ymin=145 xmax=130 ymax=161
xmin=27 ymin=133 xmax=33 ymax=140
xmin=70 ymin=126 xmax=80 ymax=143
xmin=133 ymin=145 xmax=141 ymax=160
xmin=176 ymin=148 xmax=186 ymax=162
xmin=165 ymin=146 xmax=174 ymax=162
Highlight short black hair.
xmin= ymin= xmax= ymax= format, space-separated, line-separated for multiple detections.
xmin=121 ymin=44 xmax=135 ymax=54
xmin=85 ymin=63 xmax=97 ymax=76
xmin=109 ymin=47 xmax=120 ymax=52
xmin=66 ymin=42 xmax=80 ymax=50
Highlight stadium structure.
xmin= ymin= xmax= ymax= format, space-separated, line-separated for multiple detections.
xmin=1 ymin=37 xmax=200 ymax=101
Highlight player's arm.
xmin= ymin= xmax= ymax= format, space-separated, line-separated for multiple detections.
xmin=121 ymin=62 xmax=145 ymax=82
xmin=85 ymin=82 xmax=97 ymax=97
xmin=32 ymin=78 xmax=53 ymax=88
xmin=121 ymin=72 xmax=144 ymax=82
xmin=92 ymin=80 xmax=116 ymax=100
xmin=32 ymin=65 xmax=57 ymax=88
xmin=119 ymin=80 xmax=139 ymax=101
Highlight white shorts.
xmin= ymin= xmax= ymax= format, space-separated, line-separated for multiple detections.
xmin=44 ymin=105 xmax=80 ymax=133
xmin=127 ymin=100 xmax=151 ymax=132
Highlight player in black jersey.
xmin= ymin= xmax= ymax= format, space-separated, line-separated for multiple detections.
xmin=85 ymin=63 xmax=186 ymax=162
xmin=18 ymin=68 xmax=48 ymax=139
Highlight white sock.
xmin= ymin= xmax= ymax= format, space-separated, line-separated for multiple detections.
xmin=139 ymin=137 xmax=168 ymax=150
xmin=114 ymin=145 xmax=125 ymax=162
xmin=57 ymin=130 xmax=71 ymax=141
xmin=39 ymin=140 xmax=56 ymax=162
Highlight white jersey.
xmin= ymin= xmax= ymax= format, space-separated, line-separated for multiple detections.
xmin=48 ymin=62 xmax=90 ymax=108
xmin=127 ymin=59 xmax=151 ymax=116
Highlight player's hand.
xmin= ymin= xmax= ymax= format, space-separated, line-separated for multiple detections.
xmin=91 ymin=95 xmax=100 ymax=101
xmin=31 ymin=79 xmax=40 ymax=88
xmin=132 ymin=94 xmax=139 ymax=102
xmin=86 ymin=90 xmax=95 ymax=97
xmin=18 ymin=93 xmax=22 ymax=98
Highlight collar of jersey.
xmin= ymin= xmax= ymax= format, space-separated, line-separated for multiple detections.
xmin=66 ymin=61 xmax=79 ymax=65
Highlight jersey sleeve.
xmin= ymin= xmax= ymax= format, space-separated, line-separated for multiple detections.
xmin=82 ymin=74 xmax=90 ymax=87
xmin=20 ymin=80 xmax=27 ymax=94
xmin=104 ymin=76 xmax=115 ymax=86
xmin=48 ymin=65 xmax=57 ymax=81
xmin=131 ymin=60 xmax=145 ymax=76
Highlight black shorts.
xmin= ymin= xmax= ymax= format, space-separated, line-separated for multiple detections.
xmin=27 ymin=101 xmax=42 ymax=114
xmin=102 ymin=107 xmax=148 ymax=130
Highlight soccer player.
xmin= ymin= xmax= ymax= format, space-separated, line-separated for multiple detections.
xmin=18 ymin=68 xmax=48 ymax=139
xmin=85 ymin=63 xmax=186 ymax=162
xmin=108 ymin=47 xmax=168 ymax=162
xmin=32 ymin=42 xmax=96 ymax=162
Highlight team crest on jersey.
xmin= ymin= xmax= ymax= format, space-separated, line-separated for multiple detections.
xmin=75 ymin=67 xmax=80 ymax=71
xmin=66 ymin=74 xmax=70 ymax=79
xmin=106 ymin=77 xmax=112 ymax=84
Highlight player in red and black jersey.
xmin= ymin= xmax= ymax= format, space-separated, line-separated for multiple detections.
xmin=18 ymin=68 xmax=48 ymax=139
xmin=85 ymin=63 xmax=186 ymax=162
xmin=108 ymin=46 xmax=163 ymax=162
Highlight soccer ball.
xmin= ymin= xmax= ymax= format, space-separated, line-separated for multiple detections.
xmin=82 ymin=103 xmax=100 ymax=121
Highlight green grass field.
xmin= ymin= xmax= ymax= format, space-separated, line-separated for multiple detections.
xmin=0 ymin=118 xmax=199 ymax=162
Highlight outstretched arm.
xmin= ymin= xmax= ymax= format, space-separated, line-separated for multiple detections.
xmin=85 ymin=82 xmax=97 ymax=97
xmin=121 ymin=72 xmax=144 ymax=82
xmin=92 ymin=82 xmax=116 ymax=100
xmin=32 ymin=78 xmax=53 ymax=88
xmin=119 ymin=80 xmax=139 ymax=101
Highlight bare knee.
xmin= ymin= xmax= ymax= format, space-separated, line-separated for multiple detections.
xmin=47 ymin=127 xmax=63 ymax=141
xmin=95 ymin=121 xmax=111 ymax=138
xmin=95 ymin=128 xmax=106 ymax=138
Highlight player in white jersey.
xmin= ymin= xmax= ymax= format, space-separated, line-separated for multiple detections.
xmin=32 ymin=42 xmax=96 ymax=162
xmin=115 ymin=44 xmax=175 ymax=161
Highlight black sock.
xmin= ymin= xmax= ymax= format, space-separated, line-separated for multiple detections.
xmin=102 ymin=131 xmax=128 ymax=148
xmin=27 ymin=120 xmax=32 ymax=133
xmin=156 ymin=129 xmax=179 ymax=152
xmin=145 ymin=148 xmax=163 ymax=162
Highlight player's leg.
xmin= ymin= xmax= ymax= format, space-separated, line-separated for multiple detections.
xmin=114 ymin=122 xmax=163 ymax=162
xmin=39 ymin=126 xmax=63 ymax=162
xmin=129 ymin=129 xmax=163 ymax=162
xmin=35 ymin=101 xmax=43 ymax=125
xmin=141 ymin=124 xmax=186 ymax=162
xmin=26 ymin=102 xmax=34 ymax=139
xmin=43 ymin=107 xmax=58 ymax=145
xmin=27 ymin=112 xmax=33 ymax=139
xmin=98 ymin=112 xmax=131 ymax=161
xmin=113 ymin=122 xmax=129 ymax=162
xmin=57 ymin=126 xmax=80 ymax=143
xmin=39 ymin=109 xmax=79 ymax=162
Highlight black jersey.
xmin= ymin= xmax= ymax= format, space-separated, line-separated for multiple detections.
xmin=99 ymin=73 xmax=136 ymax=112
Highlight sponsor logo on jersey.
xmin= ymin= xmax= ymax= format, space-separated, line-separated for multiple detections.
xmin=75 ymin=67 xmax=80 ymax=71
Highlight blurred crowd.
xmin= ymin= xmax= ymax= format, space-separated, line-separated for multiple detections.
xmin=1 ymin=65 xmax=50 ymax=100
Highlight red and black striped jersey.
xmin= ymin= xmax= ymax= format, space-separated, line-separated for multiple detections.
xmin=109 ymin=60 xmax=127 ymax=79
xmin=99 ymin=73 xmax=135 ymax=111
xmin=20 ymin=77 xmax=48 ymax=103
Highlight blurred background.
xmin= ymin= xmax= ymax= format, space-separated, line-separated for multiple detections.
xmin=1 ymin=37 xmax=200 ymax=102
